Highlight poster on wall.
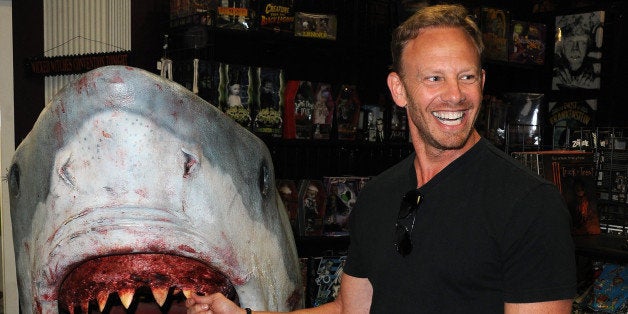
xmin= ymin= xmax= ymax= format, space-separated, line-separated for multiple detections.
xmin=480 ymin=7 xmax=510 ymax=62
xmin=509 ymin=20 xmax=547 ymax=65
xmin=552 ymin=11 xmax=605 ymax=90
xmin=548 ymin=99 xmax=597 ymax=149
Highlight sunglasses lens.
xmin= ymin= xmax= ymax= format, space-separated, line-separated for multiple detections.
xmin=395 ymin=189 xmax=422 ymax=256
xmin=399 ymin=190 xmax=421 ymax=219
xmin=395 ymin=224 xmax=412 ymax=256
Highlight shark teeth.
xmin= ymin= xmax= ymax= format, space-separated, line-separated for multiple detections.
xmin=58 ymin=254 xmax=238 ymax=313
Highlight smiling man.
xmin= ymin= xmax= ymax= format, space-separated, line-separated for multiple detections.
xmin=187 ymin=4 xmax=577 ymax=314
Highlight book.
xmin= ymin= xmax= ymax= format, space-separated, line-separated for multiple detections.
xmin=480 ymin=7 xmax=510 ymax=62
xmin=254 ymin=67 xmax=285 ymax=138
xmin=277 ymin=179 xmax=300 ymax=235
xmin=548 ymin=99 xmax=597 ymax=149
xmin=322 ymin=176 xmax=370 ymax=236
xmin=297 ymin=180 xmax=327 ymax=236
xmin=306 ymin=256 xmax=346 ymax=307
xmin=220 ymin=63 xmax=253 ymax=129
xmin=216 ymin=0 xmax=256 ymax=30
xmin=294 ymin=12 xmax=337 ymax=40
xmin=335 ymin=85 xmax=362 ymax=141
xmin=258 ymin=0 xmax=295 ymax=33
xmin=509 ymin=20 xmax=547 ymax=65
xmin=512 ymin=150 xmax=600 ymax=235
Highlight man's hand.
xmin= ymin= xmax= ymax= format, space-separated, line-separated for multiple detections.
xmin=186 ymin=292 xmax=245 ymax=314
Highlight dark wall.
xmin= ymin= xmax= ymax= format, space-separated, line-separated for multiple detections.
xmin=12 ymin=0 xmax=169 ymax=145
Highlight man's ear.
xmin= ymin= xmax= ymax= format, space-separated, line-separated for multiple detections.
xmin=387 ymin=72 xmax=407 ymax=108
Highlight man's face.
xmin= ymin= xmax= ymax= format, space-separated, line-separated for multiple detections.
xmin=389 ymin=27 xmax=485 ymax=151
xmin=563 ymin=35 xmax=588 ymax=71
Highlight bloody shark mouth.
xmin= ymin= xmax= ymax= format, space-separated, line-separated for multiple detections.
xmin=58 ymin=254 xmax=238 ymax=314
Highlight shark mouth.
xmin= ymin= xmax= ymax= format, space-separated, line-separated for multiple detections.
xmin=58 ymin=253 xmax=238 ymax=314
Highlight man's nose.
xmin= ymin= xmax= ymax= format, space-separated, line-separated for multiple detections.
xmin=440 ymin=80 xmax=466 ymax=104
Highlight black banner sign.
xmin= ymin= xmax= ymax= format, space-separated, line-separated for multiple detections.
xmin=28 ymin=52 xmax=130 ymax=76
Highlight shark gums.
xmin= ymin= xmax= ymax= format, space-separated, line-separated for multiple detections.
xmin=7 ymin=66 xmax=302 ymax=313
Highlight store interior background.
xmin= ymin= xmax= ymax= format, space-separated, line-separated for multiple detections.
xmin=11 ymin=0 xmax=628 ymax=146
xmin=5 ymin=0 xmax=628 ymax=312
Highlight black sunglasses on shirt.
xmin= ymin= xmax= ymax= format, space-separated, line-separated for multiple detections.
xmin=394 ymin=189 xmax=423 ymax=257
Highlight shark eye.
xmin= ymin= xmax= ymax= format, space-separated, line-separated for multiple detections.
xmin=181 ymin=148 xmax=199 ymax=178
xmin=259 ymin=160 xmax=271 ymax=198
xmin=8 ymin=163 xmax=20 ymax=198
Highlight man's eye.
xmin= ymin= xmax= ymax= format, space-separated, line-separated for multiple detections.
xmin=460 ymin=74 xmax=478 ymax=84
xmin=424 ymin=76 xmax=442 ymax=83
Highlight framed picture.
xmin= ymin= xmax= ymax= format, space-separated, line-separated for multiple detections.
xmin=552 ymin=11 xmax=605 ymax=90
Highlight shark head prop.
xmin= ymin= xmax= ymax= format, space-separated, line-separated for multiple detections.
xmin=7 ymin=66 xmax=302 ymax=313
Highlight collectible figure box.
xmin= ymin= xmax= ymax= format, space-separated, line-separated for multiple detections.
xmin=297 ymin=180 xmax=327 ymax=236
xmin=335 ymin=85 xmax=361 ymax=141
xmin=219 ymin=63 xmax=253 ymax=129
xmin=322 ymin=176 xmax=370 ymax=236
xmin=284 ymin=80 xmax=316 ymax=139
xmin=277 ymin=179 xmax=300 ymax=235
xmin=294 ymin=12 xmax=337 ymax=40
xmin=312 ymin=83 xmax=334 ymax=140
xmin=306 ymin=256 xmax=346 ymax=307
xmin=254 ymin=67 xmax=285 ymax=138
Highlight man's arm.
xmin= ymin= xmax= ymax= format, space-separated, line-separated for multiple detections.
xmin=504 ymin=299 xmax=572 ymax=314
xmin=186 ymin=273 xmax=373 ymax=314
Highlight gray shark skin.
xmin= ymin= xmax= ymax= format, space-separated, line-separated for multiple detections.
xmin=7 ymin=66 xmax=302 ymax=313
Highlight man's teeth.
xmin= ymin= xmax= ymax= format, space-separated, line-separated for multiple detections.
xmin=433 ymin=111 xmax=464 ymax=125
